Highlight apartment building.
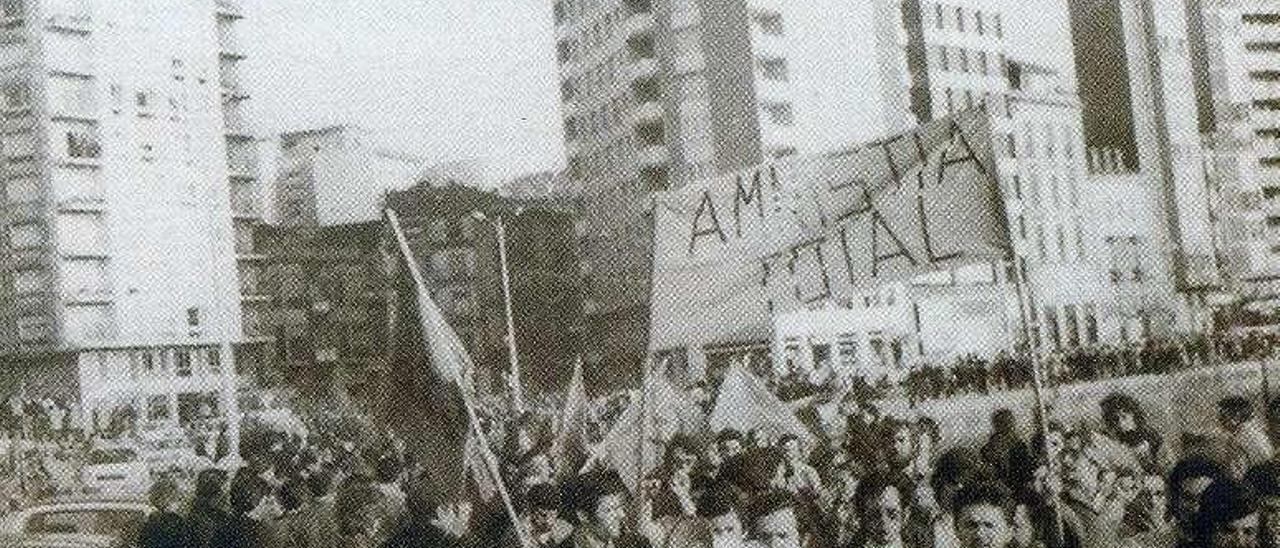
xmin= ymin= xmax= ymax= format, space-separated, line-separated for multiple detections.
xmin=1068 ymin=0 xmax=1222 ymax=332
xmin=1187 ymin=0 xmax=1280 ymax=307
xmin=272 ymin=125 xmax=429 ymax=228
xmin=0 ymin=0 xmax=260 ymax=426
xmin=384 ymin=182 xmax=587 ymax=395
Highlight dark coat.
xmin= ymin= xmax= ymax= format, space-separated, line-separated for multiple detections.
xmin=137 ymin=511 xmax=190 ymax=548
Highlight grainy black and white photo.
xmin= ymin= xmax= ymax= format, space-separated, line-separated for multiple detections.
xmin=0 ymin=0 xmax=1277 ymax=547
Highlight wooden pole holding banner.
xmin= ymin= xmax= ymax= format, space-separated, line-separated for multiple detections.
xmin=385 ymin=209 xmax=533 ymax=548
xmin=1006 ymin=258 xmax=1065 ymax=544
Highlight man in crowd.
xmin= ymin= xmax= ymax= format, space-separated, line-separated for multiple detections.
xmin=1196 ymin=478 xmax=1261 ymax=548
xmin=697 ymin=485 xmax=750 ymax=548
xmin=849 ymin=473 xmax=910 ymax=548
xmin=952 ymin=482 xmax=1017 ymax=548
xmin=1219 ymin=397 xmax=1274 ymax=478
xmin=561 ymin=469 xmax=652 ymax=548
xmin=1246 ymin=462 xmax=1280 ymax=548
xmin=748 ymin=490 xmax=802 ymax=548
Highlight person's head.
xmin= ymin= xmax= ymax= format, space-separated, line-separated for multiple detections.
xmin=1136 ymin=473 xmax=1169 ymax=522
xmin=991 ymin=408 xmax=1017 ymax=435
xmin=193 ymin=468 xmax=229 ymax=510
xmin=854 ymin=473 xmax=909 ymax=546
xmin=1196 ymin=479 xmax=1260 ymax=548
xmin=521 ymin=452 xmax=554 ymax=485
xmin=229 ymin=475 xmax=281 ymax=522
xmin=697 ymin=485 xmax=746 ymax=546
xmin=779 ymin=434 xmax=804 ymax=464
xmin=1101 ymin=393 xmax=1142 ymax=433
xmin=1220 ymin=397 xmax=1256 ymax=434
xmin=931 ymin=448 xmax=992 ymax=513
xmin=748 ymin=490 xmax=801 ymax=548
xmin=1266 ymin=397 xmax=1280 ymax=441
xmin=307 ymin=468 xmax=334 ymax=501
xmin=718 ymin=430 xmax=744 ymax=459
xmin=374 ymin=454 xmax=403 ymax=485
xmin=148 ymin=477 xmax=183 ymax=514
xmin=1246 ymin=462 xmax=1280 ymax=547
xmin=525 ymin=483 xmax=563 ymax=534
xmin=952 ymin=481 xmax=1016 ymax=548
xmin=883 ymin=418 xmax=915 ymax=464
xmin=664 ymin=435 xmax=700 ymax=473
xmin=1170 ymin=457 xmax=1229 ymax=528
xmin=334 ymin=475 xmax=382 ymax=538
xmin=567 ymin=469 xmax=629 ymax=540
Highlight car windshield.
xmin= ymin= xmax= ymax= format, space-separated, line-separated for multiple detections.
xmin=24 ymin=509 xmax=145 ymax=542
xmin=87 ymin=448 xmax=137 ymax=465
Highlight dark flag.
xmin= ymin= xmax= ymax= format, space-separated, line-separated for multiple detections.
xmin=381 ymin=212 xmax=474 ymax=504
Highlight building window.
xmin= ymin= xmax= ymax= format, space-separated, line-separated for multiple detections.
xmin=976 ymin=51 xmax=988 ymax=74
xmin=757 ymin=56 xmax=789 ymax=81
xmin=975 ymin=11 xmax=985 ymax=35
xmin=66 ymin=131 xmax=100 ymax=159
xmin=636 ymin=120 xmax=663 ymax=146
xmin=754 ymin=10 xmax=784 ymax=35
xmin=955 ymin=6 xmax=965 ymax=32
xmin=1011 ymin=174 xmax=1022 ymax=199
xmin=147 ymin=396 xmax=170 ymax=421
xmin=945 ymin=88 xmax=955 ymax=113
xmin=762 ymin=101 xmax=794 ymax=126
xmin=993 ymin=13 xmax=1003 ymax=37
xmin=1242 ymin=13 xmax=1280 ymax=25
xmin=175 ymin=349 xmax=192 ymax=377
xmin=1004 ymin=133 xmax=1016 ymax=157
xmin=1017 ymin=215 xmax=1027 ymax=239
xmin=958 ymin=48 xmax=970 ymax=73
xmin=187 ymin=307 xmax=200 ymax=327
xmin=8 ymin=222 xmax=41 ymax=249
xmin=938 ymin=45 xmax=950 ymax=71
xmin=935 ymin=3 xmax=945 ymax=29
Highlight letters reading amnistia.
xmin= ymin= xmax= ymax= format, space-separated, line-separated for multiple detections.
xmin=750 ymin=118 xmax=995 ymax=310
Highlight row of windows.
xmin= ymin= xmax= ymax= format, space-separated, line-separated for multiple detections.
xmin=932 ymin=45 xmax=1005 ymax=77
xmin=1025 ymin=220 xmax=1087 ymax=264
xmin=931 ymin=2 xmax=1003 ymax=39
xmin=761 ymin=101 xmax=794 ymax=126
xmin=1010 ymin=171 xmax=1080 ymax=209
xmin=752 ymin=9 xmax=784 ymax=36
xmin=756 ymin=56 xmax=788 ymax=82
xmin=1243 ymin=13 xmax=1280 ymax=25
xmin=564 ymin=93 xmax=630 ymax=142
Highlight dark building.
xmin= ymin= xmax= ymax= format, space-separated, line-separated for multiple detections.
xmin=385 ymin=183 xmax=587 ymax=396
xmin=252 ymin=222 xmax=390 ymax=404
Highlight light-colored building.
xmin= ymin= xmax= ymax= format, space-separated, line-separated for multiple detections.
xmin=272 ymin=125 xmax=430 ymax=228
xmin=1187 ymin=0 xmax=1280 ymax=307
xmin=1068 ymin=0 xmax=1223 ymax=331
xmin=0 ymin=0 xmax=260 ymax=426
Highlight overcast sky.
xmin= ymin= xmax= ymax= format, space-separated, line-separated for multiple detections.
xmin=242 ymin=0 xmax=1073 ymax=185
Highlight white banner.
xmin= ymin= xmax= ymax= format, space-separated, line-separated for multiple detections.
xmin=648 ymin=109 xmax=1010 ymax=353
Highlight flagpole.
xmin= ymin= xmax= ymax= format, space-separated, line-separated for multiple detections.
xmin=386 ymin=209 xmax=534 ymax=548
xmin=1007 ymin=256 xmax=1063 ymax=543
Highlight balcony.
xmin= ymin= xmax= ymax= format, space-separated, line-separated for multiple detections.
xmin=56 ymin=195 xmax=105 ymax=213
xmin=628 ymin=57 xmax=658 ymax=83
xmin=633 ymin=100 xmax=662 ymax=123
xmin=637 ymin=143 xmax=670 ymax=167
xmin=45 ymin=12 xmax=91 ymax=34
xmin=215 ymin=0 xmax=244 ymax=19
xmin=65 ymin=288 xmax=113 ymax=306
xmin=624 ymin=11 xmax=654 ymax=39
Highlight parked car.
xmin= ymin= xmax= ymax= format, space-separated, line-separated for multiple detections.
xmin=80 ymin=446 xmax=149 ymax=497
xmin=0 ymin=497 xmax=151 ymax=548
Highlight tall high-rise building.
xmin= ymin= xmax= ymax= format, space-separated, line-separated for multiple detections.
xmin=1068 ymin=0 xmax=1223 ymax=324
xmin=0 ymin=0 xmax=259 ymax=425
xmin=550 ymin=0 xmax=804 ymax=375
xmin=1185 ymin=0 xmax=1280 ymax=306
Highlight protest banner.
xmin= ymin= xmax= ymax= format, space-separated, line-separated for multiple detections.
xmin=648 ymin=108 xmax=1010 ymax=355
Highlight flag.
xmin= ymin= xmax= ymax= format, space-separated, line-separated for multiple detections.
xmin=381 ymin=211 xmax=476 ymax=504
xmin=710 ymin=364 xmax=816 ymax=449
xmin=550 ymin=358 xmax=590 ymax=479
xmin=588 ymin=371 xmax=704 ymax=492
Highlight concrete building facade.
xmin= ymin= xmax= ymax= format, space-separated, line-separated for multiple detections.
xmin=1187 ymin=0 xmax=1280 ymax=308
xmin=0 ymin=0 xmax=259 ymax=427
xmin=272 ymin=125 xmax=429 ymax=228
xmin=1067 ymin=0 xmax=1223 ymax=326
xmin=385 ymin=183 xmax=588 ymax=395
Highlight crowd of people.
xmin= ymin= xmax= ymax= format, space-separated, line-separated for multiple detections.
xmin=83 ymin=379 xmax=1280 ymax=548
xmin=900 ymin=333 xmax=1278 ymax=405
xmin=2 ymin=329 xmax=1279 ymax=547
